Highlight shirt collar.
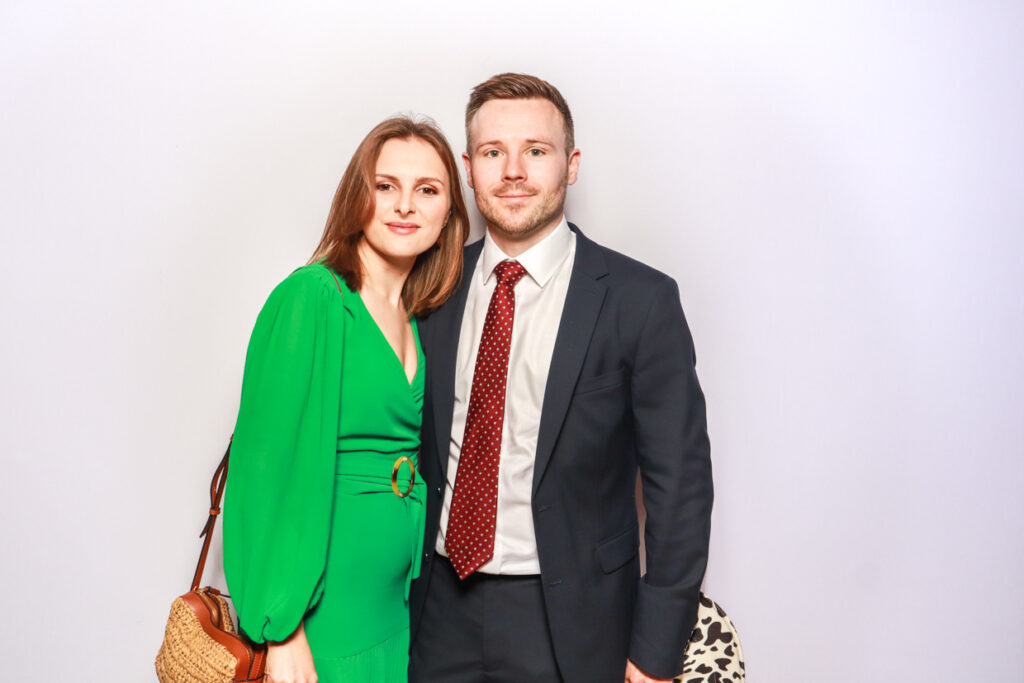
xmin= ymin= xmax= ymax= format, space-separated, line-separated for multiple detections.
xmin=480 ymin=217 xmax=572 ymax=288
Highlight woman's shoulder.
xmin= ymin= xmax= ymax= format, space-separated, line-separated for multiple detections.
xmin=270 ymin=262 xmax=351 ymax=301
xmin=249 ymin=264 xmax=351 ymax=331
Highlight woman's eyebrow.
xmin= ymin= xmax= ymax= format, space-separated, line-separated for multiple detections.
xmin=376 ymin=173 xmax=445 ymax=185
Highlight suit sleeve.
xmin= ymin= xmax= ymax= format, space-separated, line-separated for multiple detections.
xmin=627 ymin=277 xmax=714 ymax=678
xmin=223 ymin=267 xmax=345 ymax=643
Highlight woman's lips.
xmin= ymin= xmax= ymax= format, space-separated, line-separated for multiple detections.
xmin=387 ymin=222 xmax=419 ymax=235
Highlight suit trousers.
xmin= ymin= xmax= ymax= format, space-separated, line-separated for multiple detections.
xmin=409 ymin=556 xmax=564 ymax=683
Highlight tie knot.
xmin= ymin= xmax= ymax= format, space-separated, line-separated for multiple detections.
xmin=493 ymin=260 xmax=527 ymax=288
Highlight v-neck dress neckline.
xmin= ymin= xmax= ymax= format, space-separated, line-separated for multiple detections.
xmin=350 ymin=289 xmax=424 ymax=388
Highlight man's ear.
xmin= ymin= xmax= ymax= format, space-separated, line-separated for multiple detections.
xmin=567 ymin=148 xmax=581 ymax=186
xmin=462 ymin=152 xmax=474 ymax=189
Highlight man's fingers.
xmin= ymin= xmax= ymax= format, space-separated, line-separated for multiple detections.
xmin=624 ymin=659 xmax=672 ymax=683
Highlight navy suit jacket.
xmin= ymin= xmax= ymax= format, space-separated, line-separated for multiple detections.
xmin=410 ymin=225 xmax=713 ymax=681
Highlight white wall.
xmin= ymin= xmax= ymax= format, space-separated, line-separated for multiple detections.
xmin=2 ymin=1 xmax=1022 ymax=680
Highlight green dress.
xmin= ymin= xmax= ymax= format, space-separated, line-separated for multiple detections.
xmin=223 ymin=263 xmax=425 ymax=681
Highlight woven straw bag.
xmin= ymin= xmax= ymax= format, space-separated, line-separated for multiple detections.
xmin=156 ymin=443 xmax=267 ymax=683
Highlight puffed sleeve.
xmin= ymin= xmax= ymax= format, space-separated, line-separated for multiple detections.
xmin=223 ymin=265 xmax=346 ymax=644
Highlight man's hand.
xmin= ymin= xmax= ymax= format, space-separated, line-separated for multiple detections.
xmin=625 ymin=659 xmax=674 ymax=683
xmin=265 ymin=621 xmax=318 ymax=683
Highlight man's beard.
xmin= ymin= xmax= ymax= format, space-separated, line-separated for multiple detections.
xmin=476 ymin=176 xmax=568 ymax=241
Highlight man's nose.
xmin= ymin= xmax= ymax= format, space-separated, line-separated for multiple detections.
xmin=502 ymin=154 xmax=526 ymax=181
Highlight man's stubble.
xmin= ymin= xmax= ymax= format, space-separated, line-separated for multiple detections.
xmin=475 ymin=170 xmax=569 ymax=246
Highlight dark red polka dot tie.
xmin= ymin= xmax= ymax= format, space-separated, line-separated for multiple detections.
xmin=445 ymin=259 xmax=528 ymax=580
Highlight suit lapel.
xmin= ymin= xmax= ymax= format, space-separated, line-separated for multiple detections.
xmin=430 ymin=240 xmax=483 ymax=474
xmin=533 ymin=226 xmax=608 ymax=495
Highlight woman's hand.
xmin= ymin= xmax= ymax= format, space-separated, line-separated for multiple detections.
xmin=265 ymin=621 xmax=317 ymax=683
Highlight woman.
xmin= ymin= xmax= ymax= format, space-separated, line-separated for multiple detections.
xmin=223 ymin=116 xmax=470 ymax=683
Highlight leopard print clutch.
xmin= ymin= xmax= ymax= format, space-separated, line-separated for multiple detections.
xmin=675 ymin=594 xmax=745 ymax=682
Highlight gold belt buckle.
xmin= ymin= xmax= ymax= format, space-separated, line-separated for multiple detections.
xmin=391 ymin=456 xmax=416 ymax=498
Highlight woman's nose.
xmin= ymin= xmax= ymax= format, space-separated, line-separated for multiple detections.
xmin=395 ymin=189 xmax=415 ymax=214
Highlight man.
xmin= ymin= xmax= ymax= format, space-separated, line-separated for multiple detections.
xmin=410 ymin=73 xmax=713 ymax=683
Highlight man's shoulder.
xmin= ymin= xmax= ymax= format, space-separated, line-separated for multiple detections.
xmin=575 ymin=227 xmax=677 ymax=291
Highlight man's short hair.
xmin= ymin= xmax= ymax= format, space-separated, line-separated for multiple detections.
xmin=465 ymin=72 xmax=575 ymax=154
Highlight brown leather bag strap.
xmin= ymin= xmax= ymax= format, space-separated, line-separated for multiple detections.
xmin=191 ymin=438 xmax=232 ymax=591
xmin=328 ymin=268 xmax=344 ymax=295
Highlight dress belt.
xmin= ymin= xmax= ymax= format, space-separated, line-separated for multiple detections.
xmin=334 ymin=450 xmax=425 ymax=601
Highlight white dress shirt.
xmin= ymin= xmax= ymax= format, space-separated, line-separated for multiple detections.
xmin=436 ymin=218 xmax=577 ymax=574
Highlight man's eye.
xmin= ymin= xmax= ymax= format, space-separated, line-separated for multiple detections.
xmin=529 ymin=148 xmax=544 ymax=156
xmin=484 ymin=149 xmax=500 ymax=158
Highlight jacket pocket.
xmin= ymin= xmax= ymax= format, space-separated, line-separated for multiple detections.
xmin=574 ymin=367 xmax=627 ymax=395
xmin=596 ymin=524 xmax=639 ymax=573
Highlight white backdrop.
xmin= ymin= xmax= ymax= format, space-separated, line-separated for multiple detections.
xmin=2 ymin=1 xmax=1022 ymax=680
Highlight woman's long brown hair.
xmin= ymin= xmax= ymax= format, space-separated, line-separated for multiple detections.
xmin=309 ymin=116 xmax=470 ymax=315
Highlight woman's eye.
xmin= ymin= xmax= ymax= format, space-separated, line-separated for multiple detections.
xmin=419 ymin=186 xmax=438 ymax=195
xmin=376 ymin=183 xmax=393 ymax=191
